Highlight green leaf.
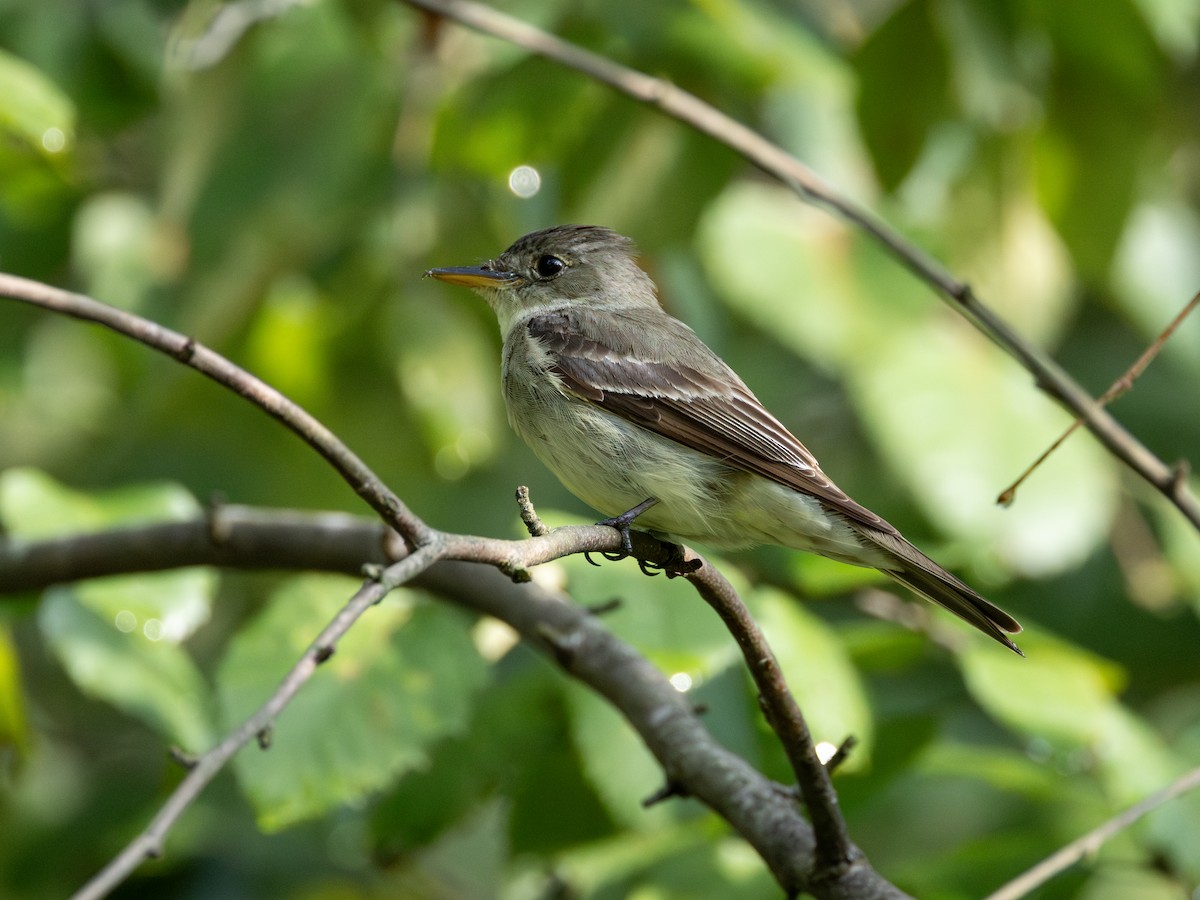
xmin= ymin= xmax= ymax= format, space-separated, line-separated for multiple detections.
xmin=961 ymin=634 xmax=1184 ymax=804
xmin=38 ymin=587 xmax=215 ymax=750
xmin=393 ymin=288 xmax=503 ymax=480
xmin=551 ymin=527 xmax=738 ymax=673
xmin=218 ymin=576 xmax=488 ymax=831
xmin=0 ymin=468 xmax=201 ymax=540
xmin=72 ymin=193 xmax=168 ymax=311
xmin=564 ymin=679 xmax=670 ymax=829
xmin=961 ymin=633 xmax=1124 ymax=746
xmin=0 ymin=48 xmax=75 ymax=156
xmin=754 ymin=587 xmax=873 ymax=770
xmin=853 ymin=0 xmax=952 ymax=191
xmin=698 ymin=181 xmax=868 ymax=372
xmin=849 ymin=321 xmax=1119 ymax=578
xmin=7 ymin=470 xmax=217 ymax=746
xmin=0 ymin=626 xmax=30 ymax=757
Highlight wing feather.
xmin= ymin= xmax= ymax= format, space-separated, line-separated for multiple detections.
xmin=527 ymin=311 xmax=896 ymax=534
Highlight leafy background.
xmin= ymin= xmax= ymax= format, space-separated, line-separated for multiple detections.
xmin=2 ymin=0 xmax=1200 ymax=897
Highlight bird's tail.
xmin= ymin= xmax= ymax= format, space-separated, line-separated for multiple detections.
xmin=856 ymin=527 xmax=1024 ymax=655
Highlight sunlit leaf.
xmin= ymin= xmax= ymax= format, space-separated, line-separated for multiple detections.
xmin=245 ymin=273 xmax=333 ymax=403
xmin=698 ymin=181 xmax=866 ymax=372
xmin=961 ymin=634 xmax=1184 ymax=803
xmin=72 ymin=193 xmax=176 ymax=311
xmin=850 ymin=321 xmax=1119 ymax=577
xmin=0 ymin=468 xmax=200 ymax=539
xmin=0 ymin=48 xmax=74 ymax=156
xmin=0 ymin=626 xmax=30 ymax=757
xmin=754 ymin=587 xmax=873 ymax=769
xmin=218 ymin=576 xmax=487 ymax=831
xmin=38 ymin=588 xmax=215 ymax=750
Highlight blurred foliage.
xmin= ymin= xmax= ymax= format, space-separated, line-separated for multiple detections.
xmin=2 ymin=0 xmax=1200 ymax=897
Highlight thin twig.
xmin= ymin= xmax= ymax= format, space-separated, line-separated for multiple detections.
xmin=0 ymin=273 xmax=433 ymax=549
xmin=0 ymin=277 xmax=894 ymax=896
xmin=399 ymin=0 xmax=1200 ymax=534
xmin=72 ymin=549 xmax=441 ymax=900
xmin=999 ymin=289 xmax=1200 ymax=505
xmin=985 ymin=765 xmax=1200 ymax=900
xmin=0 ymin=505 xmax=912 ymax=898
xmin=515 ymin=484 xmax=550 ymax=536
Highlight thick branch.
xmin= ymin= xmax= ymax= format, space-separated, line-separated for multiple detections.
xmin=685 ymin=554 xmax=857 ymax=879
xmin=2 ymin=508 xmax=910 ymax=899
xmin=399 ymin=0 xmax=1200 ymax=533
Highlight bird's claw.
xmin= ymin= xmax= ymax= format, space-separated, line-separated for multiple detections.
xmin=584 ymin=549 xmax=629 ymax=567
xmin=596 ymin=497 xmax=659 ymax=560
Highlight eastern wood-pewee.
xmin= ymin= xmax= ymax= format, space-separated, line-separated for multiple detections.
xmin=427 ymin=225 xmax=1022 ymax=654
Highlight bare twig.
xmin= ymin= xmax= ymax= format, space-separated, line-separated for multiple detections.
xmin=516 ymin=484 xmax=550 ymax=536
xmin=0 ymin=506 xmax=910 ymax=899
xmin=985 ymin=765 xmax=1200 ymax=900
xmin=0 ymin=273 xmax=433 ymax=549
xmin=72 ymin=547 xmax=442 ymax=900
xmin=999 ymin=289 xmax=1200 ymax=505
xmin=399 ymin=0 xmax=1200 ymax=534
xmin=1 ymin=272 xmax=881 ymax=898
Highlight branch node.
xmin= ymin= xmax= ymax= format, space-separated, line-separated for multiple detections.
xmin=314 ymin=645 xmax=335 ymax=664
xmin=1170 ymin=459 xmax=1191 ymax=494
xmin=515 ymin=485 xmax=550 ymax=537
xmin=361 ymin=562 xmax=385 ymax=583
xmin=642 ymin=780 xmax=688 ymax=807
xmin=824 ymin=735 xmax=858 ymax=774
xmin=168 ymin=746 xmax=199 ymax=770
xmin=585 ymin=598 xmax=622 ymax=616
xmin=173 ymin=336 xmax=197 ymax=362
xmin=206 ymin=493 xmax=231 ymax=545
xmin=536 ymin=622 xmax=584 ymax=668
xmin=499 ymin=560 xmax=532 ymax=583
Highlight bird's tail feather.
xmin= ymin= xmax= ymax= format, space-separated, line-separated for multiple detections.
xmin=857 ymin=527 xmax=1024 ymax=656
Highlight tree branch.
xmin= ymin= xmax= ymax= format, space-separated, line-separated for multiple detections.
xmin=0 ymin=274 xmax=894 ymax=896
xmin=685 ymin=553 xmax=857 ymax=879
xmin=998 ymin=289 xmax=1200 ymax=505
xmin=0 ymin=272 xmax=432 ymax=549
xmin=985 ymin=764 xmax=1200 ymax=900
xmin=398 ymin=0 xmax=1200 ymax=534
xmin=71 ymin=547 xmax=442 ymax=900
xmin=0 ymin=507 xmax=910 ymax=899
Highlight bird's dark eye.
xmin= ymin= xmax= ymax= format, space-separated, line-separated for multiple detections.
xmin=534 ymin=255 xmax=566 ymax=279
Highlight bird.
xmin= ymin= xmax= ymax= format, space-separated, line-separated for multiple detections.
xmin=426 ymin=224 xmax=1022 ymax=654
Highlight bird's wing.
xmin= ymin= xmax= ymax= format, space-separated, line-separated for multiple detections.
xmin=527 ymin=311 xmax=897 ymax=534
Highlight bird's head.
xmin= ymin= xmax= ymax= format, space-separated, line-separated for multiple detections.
xmin=425 ymin=225 xmax=657 ymax=332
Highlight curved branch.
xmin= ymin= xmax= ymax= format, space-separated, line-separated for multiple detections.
xmin=0 ymin=502 xmax=863 ymax=887
xmin=398 ymin=0 xmax=1200 ymax=533
xmin=684 ymin=554 xmax=856 ymax=876
xmin=0 ymin=273 xmax=432 ymax=548
xmin=1 ymin=508 xmax=910 ymax=899
xmin=0 ymin=273 xmax=864 ymax=896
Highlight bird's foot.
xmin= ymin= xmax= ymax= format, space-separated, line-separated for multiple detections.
xmin=638 ymin=544 xmax=703 ymax=579
xmin=584 ymin=497 xmax=659 ymax=566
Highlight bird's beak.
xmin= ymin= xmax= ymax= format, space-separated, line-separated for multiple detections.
xmin=424 ymin=265 xmax=520 ymax=288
